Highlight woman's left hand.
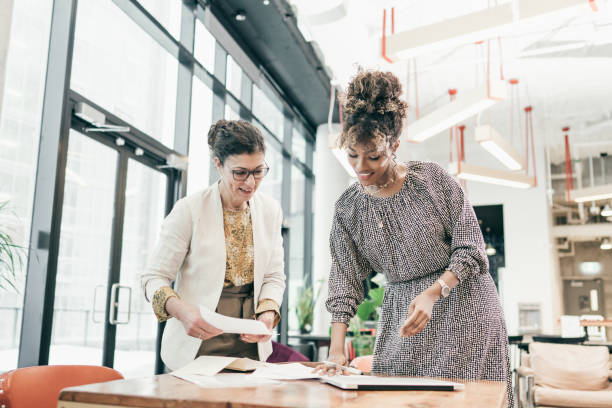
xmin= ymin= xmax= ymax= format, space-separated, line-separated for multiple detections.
xmin=240 ymin=311 xmax=275 ymax=343
xmin=399 ymin=290 xmax=438 ymax=337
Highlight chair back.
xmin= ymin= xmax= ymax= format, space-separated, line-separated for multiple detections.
xmin=266 ymin=341 xmax=311 ymax=363
xmin=0 ymin=365 xmax=123 ymax=408
xmin=532 ymin=334 xmax=587 ymax=344
xmin=350 ymin=355 xmax=373 ymax=373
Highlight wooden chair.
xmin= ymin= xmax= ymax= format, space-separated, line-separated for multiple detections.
xmin=0 ymin=365 xmax=123 ymax=408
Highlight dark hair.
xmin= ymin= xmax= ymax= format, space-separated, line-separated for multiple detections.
xmin=207 ymin=120 xmax=266 ymax=164
xmin=338 ymin=70 xmax=408 ymax=149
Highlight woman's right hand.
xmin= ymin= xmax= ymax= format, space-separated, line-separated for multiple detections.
xmin=312 ymin=352 xmax=348 ymax=376
xmin=167 ymin=297 xmax=223 ymax=340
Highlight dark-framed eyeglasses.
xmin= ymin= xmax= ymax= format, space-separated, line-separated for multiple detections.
xmin=230 ymin=164 xmax=270 ymax=181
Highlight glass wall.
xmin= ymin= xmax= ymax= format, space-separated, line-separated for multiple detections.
xmin=288 ymin=165 xmax=306 ymax=332
xmin=71 ymin=0 xmax=178 ymax=146
xmin=186 ymin=78 xmax=213 ymax=194
xmin=0 ymin=0 xmax=53 ymax=372
xmin=3 ymin=0 xmax=316 ymax=372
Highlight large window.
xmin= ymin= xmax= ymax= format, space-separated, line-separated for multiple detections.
xmin=194 ymin=20 xmax=216 ymax=74
xmin=226 ymin=54 xmax=242 ymax=100
xmin=253 ymin=85 xmax=284 ymax=138
xmin=71 ymin=0 xmax=178 ymax=146
xmin=137 ymin=0 xmax=181 ymax=39
xmin=0 ymin=0 xmax=53 ymax=372
xmin=288 ymin=165 xmax=306 ymax=332
xmin=5 ymin=0 xmax=316 ymax=372
xmin=186 ymin=78 xmax=213 ymax=194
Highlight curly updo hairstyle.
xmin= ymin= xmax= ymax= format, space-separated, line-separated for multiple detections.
xmin=338 ymin=70 xmax=408 ymax=150
xmin=207 ymin=120 xmax=266 ymax=164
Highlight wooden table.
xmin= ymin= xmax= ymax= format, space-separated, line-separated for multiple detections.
xmin=58 ymin=373 xmax=507 ymax=408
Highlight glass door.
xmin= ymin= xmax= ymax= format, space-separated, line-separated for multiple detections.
xmin=49 ymin=129 xmax=118 ymax=366
xmin=113 ymin=159 xmax=167 ymax=377
xmin=48 ymin=114 xmax=174 ymax=377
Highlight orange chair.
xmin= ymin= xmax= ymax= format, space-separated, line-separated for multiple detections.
xmin=0 ymin=365 xmax=123 ymax=408
xmin=350 ymin=355 xmax=373 ymax=373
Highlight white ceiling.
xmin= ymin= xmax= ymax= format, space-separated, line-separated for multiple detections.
xmin=289 ymin=0 xmax=612 ymax=166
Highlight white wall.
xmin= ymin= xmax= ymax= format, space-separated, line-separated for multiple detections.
xmin=465 ymin=146 xmax=563 ymax=335
xmin=312 ymin=124 xmax=352 ymax=335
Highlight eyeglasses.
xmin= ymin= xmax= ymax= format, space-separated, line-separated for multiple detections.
xmin=230 ymin=164 xmax=270 ymax=181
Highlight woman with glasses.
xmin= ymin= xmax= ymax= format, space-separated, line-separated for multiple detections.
xmin=317 ymin=70 xmax=512 ymax=406
xmin=140 ymin=120 xmax=285 ymax=371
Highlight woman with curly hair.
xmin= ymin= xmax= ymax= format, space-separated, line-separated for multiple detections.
xmin=318 ymin=70 xmax=512 ymax=405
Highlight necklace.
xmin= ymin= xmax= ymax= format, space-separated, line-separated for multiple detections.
xmin=363 ymin=162 xmax=397 ymax=195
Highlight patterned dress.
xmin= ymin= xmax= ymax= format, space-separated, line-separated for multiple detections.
xmin=326 ymin=161 xmax=512 ymax=405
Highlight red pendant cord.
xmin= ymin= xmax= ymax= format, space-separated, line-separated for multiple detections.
xmin=526 ymin=106 xmax=537 ymax=187
xmin=449 ymin=89 xmax=457 ymax=163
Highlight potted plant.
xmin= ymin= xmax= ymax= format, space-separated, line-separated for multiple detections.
xmin=0 ymin=201 xmax=24 ymax=292
xmin=349 ymin=283 xmax=385 ymax=357
xmin=296 ymin=280 xmax=323 ymax=334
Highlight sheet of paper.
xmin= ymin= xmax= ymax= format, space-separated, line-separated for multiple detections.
xmin=173 ymin=372 xmax=280 ymax=388
xmin=171 ymin=356 xmax=240 ymax=377
xmin=199 ymin=305 xmax=272 ymax=335
xmin=250 ymin=363 xmax=327 ymax=380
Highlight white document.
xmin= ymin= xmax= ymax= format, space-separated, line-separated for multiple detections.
xmin=199 ymin=305 xmax=272 ymax=335
xmin=171 ymin=356 xmax=268 ymax=378
xmin=250 ymin=363 xmax=328 ymax=380
xmin=173 ymin=372 xmax=280 ymax=388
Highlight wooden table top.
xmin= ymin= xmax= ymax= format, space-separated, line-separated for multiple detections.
xmin=58 ymin=373 xmax=507 ymax=408
xmin=581 ymin=319 xmax=612 ymax=327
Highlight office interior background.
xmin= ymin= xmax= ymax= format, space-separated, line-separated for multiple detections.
xmin=1 ymin=0 xmax=612 ymax=380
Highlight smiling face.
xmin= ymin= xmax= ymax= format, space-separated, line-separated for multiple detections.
xmin=215 ymin=152 xmax=266 ymax=203
xmin=347 ymin=141 xmax=399 ymax=186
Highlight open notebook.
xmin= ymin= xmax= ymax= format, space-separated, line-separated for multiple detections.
xmin=321 ymin=375 xmax=465 ymax=391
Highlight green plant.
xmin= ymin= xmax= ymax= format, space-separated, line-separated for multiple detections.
xmin=356 ymin=286 xmax=385 ymax=322
xmin=0 ymin=201 xmax=24 ymax=292
xmin=296 ymin=280 xmax=323 ymax=333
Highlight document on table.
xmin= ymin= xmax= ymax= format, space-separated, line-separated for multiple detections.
xmin=199 ymin=305 xmax=272 ymax=335
xmin=173 ymin=372 xmax=280 ymax=388
xmin=250 ymin=363 xmax=331 ymax=380
xmin=171 ymin=356 xmax=268 ymax=378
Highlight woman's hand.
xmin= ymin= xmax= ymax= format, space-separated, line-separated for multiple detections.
xmin=167 ymin=297 xmax=223 ymax=340
xmin=399 ymin=289 xmax=438 ymax=337
xmin=240 ymin=311 xmax=275 ymax=343
xmin=312 ymin=352 xmax=348 ymax=376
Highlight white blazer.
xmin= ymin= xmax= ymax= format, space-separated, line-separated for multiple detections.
xmin=140 ymin=182 xmax=286 ymax=371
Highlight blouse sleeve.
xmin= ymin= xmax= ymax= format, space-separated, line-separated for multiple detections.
xmin=152 ymin=286 xmax=180 ymax=322
xmin=325 ymin=209 xmax=372 ymax=325
xmin=434 ymin=164 xmax=489 ymax=282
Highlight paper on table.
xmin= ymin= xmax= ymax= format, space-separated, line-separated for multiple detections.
xmin=199 ymin=305 xmax=272 ymax=335
xmin=250 ymin=363 xmax=328 ymax=380
xmin=171 ymin=356 xmax=240 ymax=377
xmin=170 ymin=356 xmax=268 ymax=378
xmin=173 ymin=372 xmax=280 ymax=388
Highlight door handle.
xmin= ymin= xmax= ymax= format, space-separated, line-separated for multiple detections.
xmin=92 ymin=284 xmax=106 ymax=323
xmin=109 ymin=283 xmax=132 ymax=325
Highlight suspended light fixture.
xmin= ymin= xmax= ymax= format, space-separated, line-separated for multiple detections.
xmin=406 ymin=80 xmax=506 ymax=143
xmin=448 ymin=162 xmax=535 ymax=189
xmin=475 ymin=124 xmax=525 ymax=170
xmin=601 ymin=202 xmax=612 ymax=217
xmin=600 ymin=238 xmax=612 ymax=250
xmin=572 ymin=185 xmax=612 ymax=203
xmin=385 ymin=0 xmax=598 ymax=61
